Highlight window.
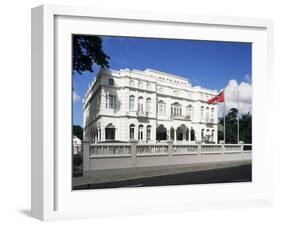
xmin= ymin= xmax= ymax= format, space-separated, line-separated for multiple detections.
xmin=191 ymin=128 xmax=195 ymax=141
xmin=206 ymin=107 xmax=209 ymax=120
xmin=129 ymin=95 xmax=135 ymax=111
xmin=138 ymin=125 xmax=144 ymax=140
xmin=146 ymin=98 xmax=151 ymax=112
xmin=211 ymin=130 xmax=215 ymax=141
xmin=146 ymin=82 xmax=152 ymax=89
xmin=201 ymin=106 xmax=204 ymax=120
xmin=106 ymin=94 xmax=116 ymax=109
xmin=129 ymin=80 xmax=135 ymax=87
xmin=186 ymin=105 xmax=193 ymax=120
xmin=108 ymin=95 xmax=116 ymax=109
xmin=138 ymin=81 xmax=144 ymax=89
xmin=201 ymin=129 xmax=205 ymax=141
xmin=173 ymin=90 xmax=179 ymax=95
xmin=146 ymin=126 xmax=151 ymax=141
xmin=171 ymin=102 xmax=182 ymax=116
xmin=158 ymin=100 xmax=166 ymax=114
xmin=138 ymin=97 xmax=144 ymax=112
xmin=130 ymin=124 xmax=135 ymax=139
xmin=211 ymin=108 xmax=214 ymax=119
xmin=105 ymin=124 xmax=115 ymax=140
xmin=158 ymin=86 xmax=164 ymax=92
xmin=109 ymin=78 xmax=114 ymax=86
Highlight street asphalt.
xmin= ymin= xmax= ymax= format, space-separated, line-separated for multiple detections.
xmin=72 ymin=160 xmax=251 ymax=190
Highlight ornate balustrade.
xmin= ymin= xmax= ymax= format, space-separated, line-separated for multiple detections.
xmin=136 ymin=144 xmax=168 ymax=155
xmin=90 ymin=143 xmax=131 ymax=156
xmin=84 ymin=142 xmax=252 ymax=170
xmin=172 ymin=145 xmax=198 ymax=154
xmin=224 ymin=144 xmax=242 ymax=153
xmin=88 ymin=142 xmax=252 ymax=157
xmin=201 ymin=145 xmax=222 ymax=154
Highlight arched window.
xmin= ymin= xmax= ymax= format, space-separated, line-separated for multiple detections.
xmin=186 ymin=128 xmax=189 ymax=141
xmin=171 ymin=102 xmax=182 ymax=116
xmin=201 ymin=129 xmax=205 ymax=142
xmin=105 ymin=123 xmax=115 ymax=140
xmin=129 ymin=95 xmax=135 ymax=111
xmin=146 ymin=98 xmax=152 ymax=112
xmin=211 ymin=108 xmax=214 ymax=120
xmin=158 ymin=100 xmax=166 ymax=114
xmin=211 ymin=129 xmax=215 ymax=142
xmin=129 ymin=80 xmax=135 ymax=87
xmin=146 ymin=82 xmax=152 ymax=90
xmin=201 ymin=106 xmax=204 ymax=120
xmin=173 ymin=90 xmax=179 ymax=95
xmin=138 ymin=81 xmax=144 ymax=89
xmin=138 ymin=125 xmax=144 ymax=140
xmin=186 ymin=105 xmax=193 ymax=120
xmin=158 ymin=86 xmax=164 ymax=92
xmin=129 ymin=124 xmax=135 ymax=140
xmin=206 ymin=107 xmax=209 ymax=121
xmin=191 ymin=128 xmax=195 ymax=141
xmin=146 ymin=126 xmax=151 ymax=141
xmin=138 ymin=96 xmax=144 ymax=112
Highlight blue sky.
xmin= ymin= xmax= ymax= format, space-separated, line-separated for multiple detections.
xmin=73 ymin=36 xmax=252 ymax=126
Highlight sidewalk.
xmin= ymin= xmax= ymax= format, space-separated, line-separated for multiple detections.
xmin=73 ymin=160 xmax=251 ymax=187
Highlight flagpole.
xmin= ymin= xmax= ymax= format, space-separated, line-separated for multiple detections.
xmin=237 ymin=86 xmax=239 ymax=144
xmin=223 ymin=89 xmax=226 ymax=144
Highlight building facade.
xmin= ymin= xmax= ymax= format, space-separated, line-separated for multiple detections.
xmin=83 ymin=68 xmax=219 ymax=144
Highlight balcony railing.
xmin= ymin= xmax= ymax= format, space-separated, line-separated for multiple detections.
xmin=170 ymin=115 xmax=185 ymax=120
xmin=137 ymin=111 xmax=149 ymax=117
xmin=206 ymin=118 xmax=215 ymax=123
xmin=201 ymin=118 xmax=216 ymax=123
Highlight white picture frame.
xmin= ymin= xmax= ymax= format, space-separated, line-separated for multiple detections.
xmin=31 ymin=4 xmax=274 ymax=221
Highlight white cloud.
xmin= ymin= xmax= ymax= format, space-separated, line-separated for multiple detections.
xmin=73 ymin=90 xmax=81 ymax=103
xmin=217 ymin=79 xmax=252 ymax=117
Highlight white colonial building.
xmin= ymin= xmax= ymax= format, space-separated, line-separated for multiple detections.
xmin=83 ymin=68 xmax=219 ymax=144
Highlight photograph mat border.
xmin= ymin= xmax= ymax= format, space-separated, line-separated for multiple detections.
xmin=31 ymin=4 xmax=274 ymax=221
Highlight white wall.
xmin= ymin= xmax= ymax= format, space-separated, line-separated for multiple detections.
xmin=1 ymin=0 xmax=281 ymax=225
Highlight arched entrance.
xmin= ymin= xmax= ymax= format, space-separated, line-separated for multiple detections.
xmin=156 ymin=125 xmax=167 ymax=141
xmin=176 ymin=124 xmax=186 ymax=141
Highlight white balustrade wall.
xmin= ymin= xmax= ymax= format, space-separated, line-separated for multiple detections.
xmin=83 ymin=141 xmax=252 ymax=171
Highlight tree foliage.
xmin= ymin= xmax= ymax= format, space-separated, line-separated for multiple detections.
xmin=72 ymin=35 xmax=110 ymax=74
xmin=73 ymin=125 xmax=83 ymax=140
xmin=218 ymin=108 xmax=252 ymax=144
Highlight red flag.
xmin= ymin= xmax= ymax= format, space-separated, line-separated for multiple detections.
xmin=208 ymin=91 xmax=224 ymax=104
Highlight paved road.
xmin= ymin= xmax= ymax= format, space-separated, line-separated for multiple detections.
xmin=73 ymin=162 xmax=251 ymax=190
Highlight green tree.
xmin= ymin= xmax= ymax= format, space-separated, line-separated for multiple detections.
xmin=218 ymin=108 xmax=252 ymax=144
xmin=73 ymin=125 xmax=83 ymax=140
xmin=239 ymin=112 xmax=252 ymax=143
xmin=72 ymin=35 xmax=110 ymax=74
